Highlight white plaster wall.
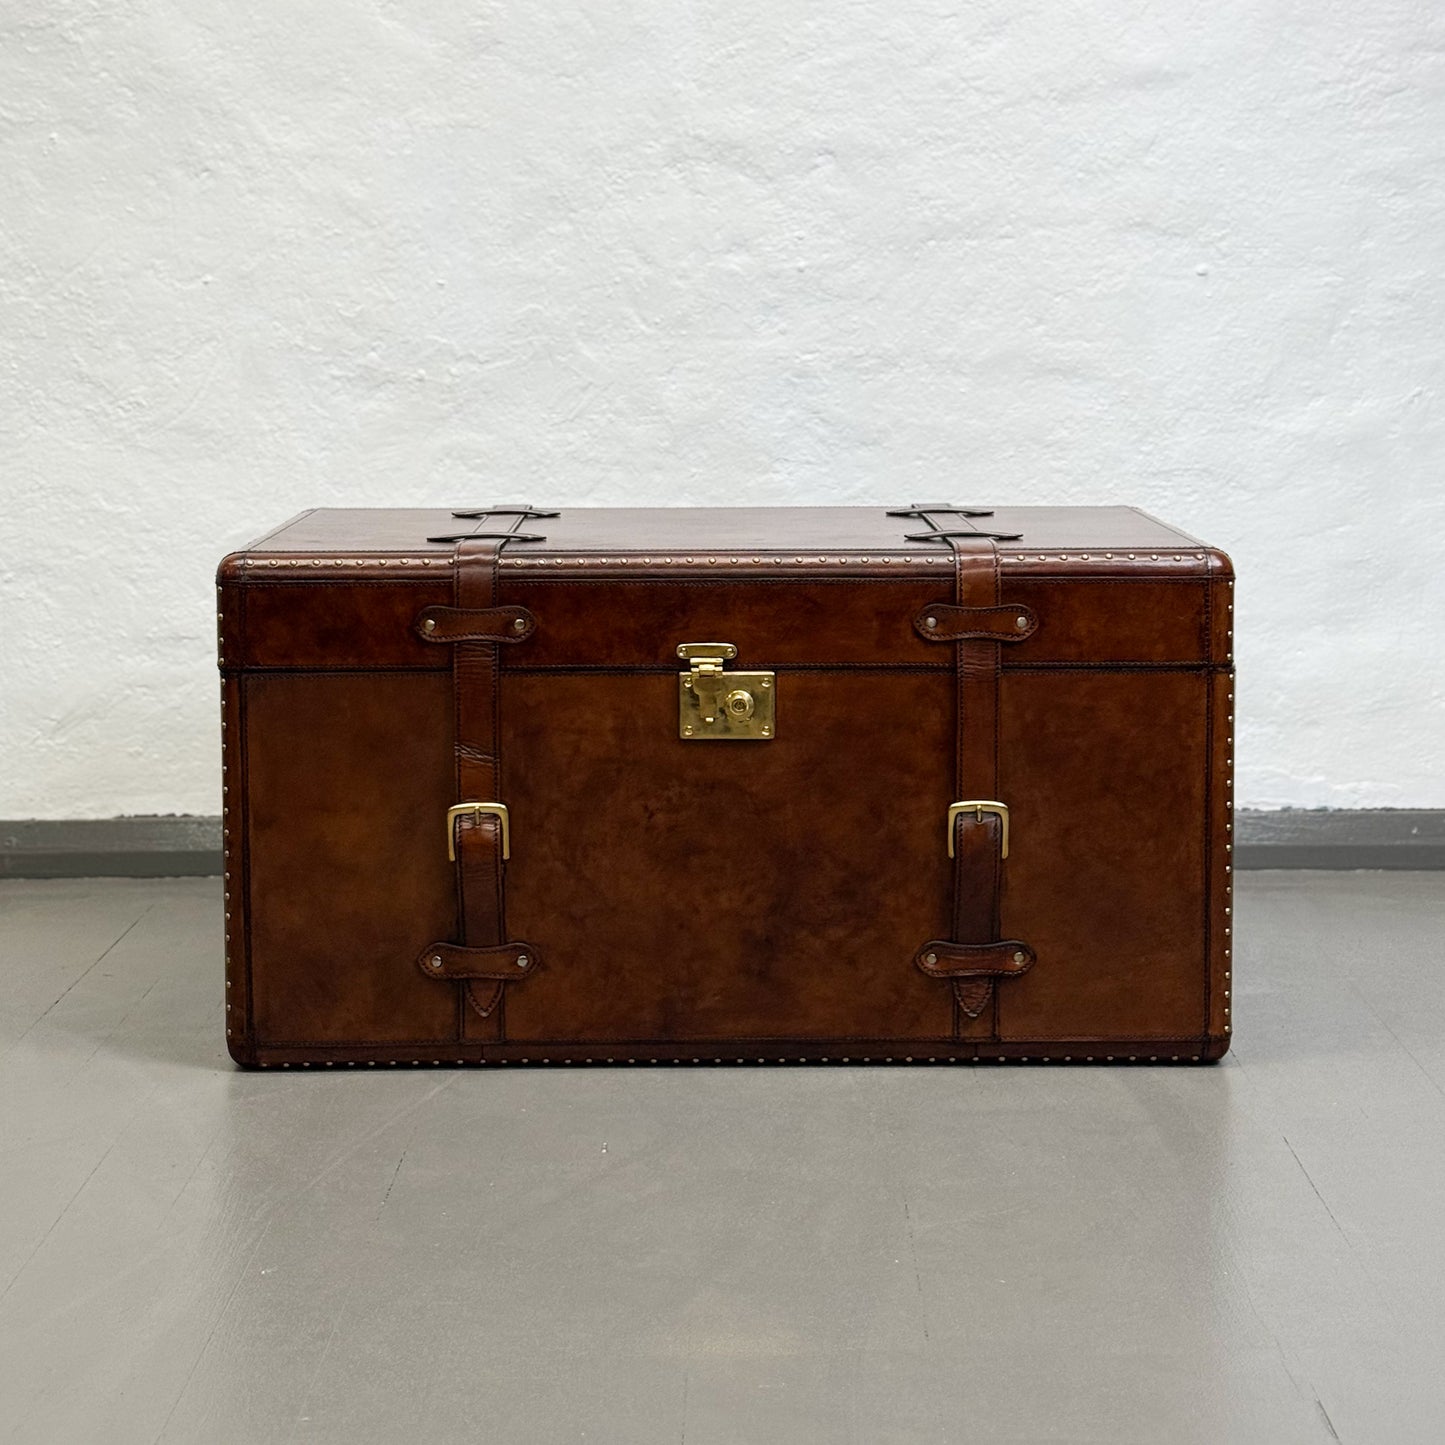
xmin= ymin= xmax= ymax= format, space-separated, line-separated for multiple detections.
xmin=3 ymin=1 xmax=1443 ymax=818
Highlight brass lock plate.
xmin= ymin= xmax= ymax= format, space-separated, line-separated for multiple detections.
xmin=677 ymin=643 xmax=776 ymax=740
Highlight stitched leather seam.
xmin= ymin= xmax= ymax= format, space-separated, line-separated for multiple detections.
xmin=235 ymin=580 xmax=443 ymax=591
xmin=1203 ymin=573 xmax=1214 ymax=1046
xmin=226 ymin=661 xmax=1231 ymax=680
xmin=252 ymin=1032 xmax=1223 ymax=1049
xmin=501 ymin=576 xmax=1211 ymax=588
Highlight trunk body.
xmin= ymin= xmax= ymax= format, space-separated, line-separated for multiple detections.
xmin=217 ymin=506 xmax=1234 ymax=1066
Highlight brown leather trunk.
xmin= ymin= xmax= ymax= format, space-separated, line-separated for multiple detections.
xmin=217 ymin=506 xmax=1234 ymax=1067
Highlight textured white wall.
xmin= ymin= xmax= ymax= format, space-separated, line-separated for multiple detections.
xmin=3 ymin=2 xmax=1443 ymax=818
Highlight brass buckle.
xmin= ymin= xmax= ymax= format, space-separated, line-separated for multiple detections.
xmin=947 ymin=801 xmax=1009 ymax=859
xmin=446 ymin=802 xmax=510 ymax=861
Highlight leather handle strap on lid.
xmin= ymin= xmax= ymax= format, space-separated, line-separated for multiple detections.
xmin=415 ymin=604 xmax=536 ymax=644
xmin=912 ymin=539 xmax=1037 ymax=1025
xmin=914 ymin=603 xmax=1037 ymax=643
xmin=415 ymin=538 xmax=540 ymax=1023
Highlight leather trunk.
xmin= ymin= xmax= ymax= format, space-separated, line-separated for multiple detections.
xmin=216 ymin=505 xmax=1235 ymax=1067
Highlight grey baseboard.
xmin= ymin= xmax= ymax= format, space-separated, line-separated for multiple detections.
xmin=2 ymin=811 xmax=1444 ymax=879
xmin=1 ymin=817 xmax=224 ymax=879
xmin=1232 ymin=809 xmax=1445 ymax=871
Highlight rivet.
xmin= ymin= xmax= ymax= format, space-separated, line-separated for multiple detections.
xmin=517 ymin=954 xmax=529 ymax=968
xmin=512 ymin=617 xmax=526 ymax=632
xmin=1016 ymin=615 xmax=1028 ymax=630
xmin=760 ymin=727 xmax=771 ymax=737
xmin=925 ymin=952 xmax=937 ymax=964
xmin=1012 ymin=950 xmax=1025 ymax=963
xmin=925 ymin=616 xmax=938 ymax=629
xmin=423 ymin=618 xmax=436 ymax=633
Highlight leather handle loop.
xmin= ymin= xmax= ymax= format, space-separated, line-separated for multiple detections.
xmin=914 ymin=604 xmax=1037 ymax=643
xmin=418 ymin=940 xmax=540 ymax=982
xmin=415 ymin=605 xmax=536 ymax=643
xmin=915 ymin=941 xmax=1035 ymax=979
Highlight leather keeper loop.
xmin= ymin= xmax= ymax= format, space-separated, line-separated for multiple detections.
xmin=914 ymin=603 xmax=1037 ymax=643
xmin=914 ymin=940 xmax=1035 ymax=979
xmin=415 ymin=604 xmax=536 ymax=643
xmin=417 ymin=940 xmax=540 ymax=981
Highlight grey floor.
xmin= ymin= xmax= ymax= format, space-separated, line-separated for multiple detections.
xmin=1 ymin=877 xmax=1443 ymax=1445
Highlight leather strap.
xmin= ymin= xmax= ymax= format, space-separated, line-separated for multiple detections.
xmin=912 ymin=540 xmax=1034 ymax=1026
xmin=915 ymin=938 xmax=1035 ymax=979
xmin=914 ymin=603 xmax=1037 ymax=643
xmin=416 ymin=539 xmax=539 ymax=1023
xmin=415 ymin=604 xmax=537 ymax=644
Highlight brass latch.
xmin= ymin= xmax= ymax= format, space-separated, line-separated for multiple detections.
xmin=677 ymin=643 xmax=775 ymax=740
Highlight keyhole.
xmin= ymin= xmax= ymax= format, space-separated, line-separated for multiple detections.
xmin=724 ymin=689 xmax=755 ymax=721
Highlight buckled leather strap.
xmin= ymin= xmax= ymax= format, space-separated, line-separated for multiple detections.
xmin=416 ymin=539 xmax=539 ymax=1024
xmin=913 ymin=540 xmax=1036 ymax=1027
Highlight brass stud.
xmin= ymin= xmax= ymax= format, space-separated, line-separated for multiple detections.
xmin=1012 ymin=950 xmax=1025 ymax=963
xmin=517 ymin=955 xmax=529 ymax=969
xmin=925 ymin=951 xmax=937 ymax=964
xmin=512 ymin=617 xmax=526 ymax=633
xmin=423 ymin=618 xmax=436 ymax=633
